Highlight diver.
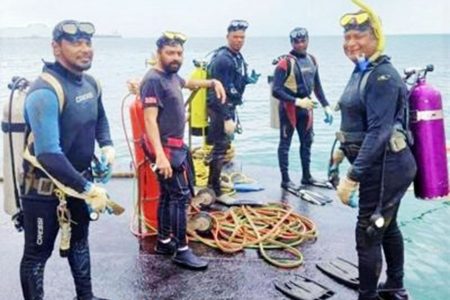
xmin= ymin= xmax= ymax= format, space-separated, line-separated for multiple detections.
xmin=335 ymin=6 xmax=417 ymax=300
xmin=20 ymin=20 xmax=114 ymax=300
xmin=206 ymin=19 xmax=260 ymax=204
xmin=138 ymin=31 xmax=226 ymax=270
xmin=272 ymin=27 xmax=333 ymax=193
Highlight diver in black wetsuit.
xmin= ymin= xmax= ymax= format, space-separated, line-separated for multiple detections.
xmin=20 ymin=20 xmax=113 ymax=300
xmin=336 ymin=11 xmax=416 ymax=300
xmin=206 ymin=20 xmax=260 ymax=203
xmin=272 ymin=27 xmax=333 ymax=193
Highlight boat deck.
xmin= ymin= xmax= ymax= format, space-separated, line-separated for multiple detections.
xmin=0 ymin=165 xmax=364 ymax=299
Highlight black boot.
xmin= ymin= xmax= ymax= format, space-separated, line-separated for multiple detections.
xmin=378 ymin=283 xmax=410 ymax=300
xmin=208 ymin=159 xmax=224 ymax=197
xmin=172 ymin=248 xmax=208 ymax=270
xmin=154 ymin=239 xmax=177 ymax=255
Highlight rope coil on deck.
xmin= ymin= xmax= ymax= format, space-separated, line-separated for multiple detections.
xmin=187 ymin=203 xmax=318 ymax=268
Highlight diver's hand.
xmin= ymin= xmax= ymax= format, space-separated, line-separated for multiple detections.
xmin=336 ymin=176 xmax=359 ymax=207
xmin=156 ymin=154 xmax=172 ymax=179
xmin=323 ymin=106 xmax=333 ymax=125
xmin=210 ymin=79 xmax=226 ymax=104
xmin=126 ymin=79 xmax=141 ymax=95
xmin=295 ymin=98 xmax=317 ymax=110
xmin=246 ymin=69 xmax=261 ymax=84
xmin=84 ymin=183 xmax=108 ymax=213
xmin=224 ymin=119 xmax=236 ymax=135
xmin=101 ymin=146 xmax=115 ymax=166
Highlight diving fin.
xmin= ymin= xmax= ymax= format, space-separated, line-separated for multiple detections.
xmin=298 ymin=189 xmax=333 ymax=206
xmin=234 ymin=182 xmax=264 ymax=192
xmin=316 ymin=257 xmax=359 ymax=290
xmin=302 ymin=179 xmax=334 ymax=190
xmin=274 ymin=275 xmax=335 ymax=300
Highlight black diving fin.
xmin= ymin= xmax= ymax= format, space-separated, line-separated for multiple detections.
xmin=316 ymin=257 xmax=359 ymax=290
xmin=274 ymin=275 xmax=335 ymax=300
xmin=298 ymin=189 xmax=333 ymax=206
xmin=304 ymin=179 xmax=334 ymax=190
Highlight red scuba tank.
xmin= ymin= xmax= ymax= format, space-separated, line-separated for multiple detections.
xmin=129 ymin=96 xmax=159 ymax=234
xmin=409 ymin=70 xmax=449 ymax=200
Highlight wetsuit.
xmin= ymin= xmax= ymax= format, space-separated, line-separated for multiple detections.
xmin=272 ymin=50 xmax=329 ymax=184
xmin=20 ymin=62 xmax=112 ymax=300
xmin=338 ymin=56 xmax=417 ymax=300
xmin=140 ymin=69 xmax=193 ymax=248
xmin=206 ymin=46 xmax=249 ymax=196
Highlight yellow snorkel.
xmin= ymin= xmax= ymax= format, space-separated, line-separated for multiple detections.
xmin=351 ymin=0 xmax=385 ymax=62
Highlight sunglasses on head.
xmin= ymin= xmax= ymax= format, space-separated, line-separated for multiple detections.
xmin=228 ymin=20 xmax=249 ymax=31
xmin=162 ymin=31 xmax=187 ymax=43
xmin=340 ymin=11 xmax=370 ymax=27
xmin=55 ymin=21 xmax=95 ymax=41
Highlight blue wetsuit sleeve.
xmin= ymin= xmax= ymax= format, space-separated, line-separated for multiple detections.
xmin=313 ymin=68 xmax=329 ymax=107
xmin=209 ymin=55 xmax=236 ymax=119
xmin=272 ymin=59 xmax=296 ymax=103
xmin=348 ymin=67 xmax=400 ymax=181
xmin=25 ymin=89 xmax=88 ymax=192
xmin=95 ymin=95 xmax=113 ymax=147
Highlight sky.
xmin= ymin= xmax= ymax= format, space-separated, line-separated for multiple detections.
xmin=0 ymin=0 xmax=449 ymax=37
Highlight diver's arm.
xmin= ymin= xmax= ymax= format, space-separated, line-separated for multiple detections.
xmin=184 ymin=78 xmax=226 ymax=103
xmin=348 ymin=67 xmax=400 ymax=181
xmin=272 ymin=59 xmax=297 ymax=103
xmin=209 ymin=55 xmax=237 ymax=119
xmin=313 ymin=68 xmax=329 ymax=107
xmin=25 ymin=89 xmax=88 ymax=192
xmin=95 ymin=94 xmax=113 ymax=147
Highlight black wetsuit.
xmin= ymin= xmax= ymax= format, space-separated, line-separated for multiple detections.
xmin=338 ymin=56 xmax=417 ymax=300
xmin=272 ymin=50 xmax=328 ymax=184
xmin=206 ymin=46 xmax=249 ymax=196
xmin=140 ymin=68 xmax=193 ymax=248
xmin=21 ymin=62 xmax=112 ymax=300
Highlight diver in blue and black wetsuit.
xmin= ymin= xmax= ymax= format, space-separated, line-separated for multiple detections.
xmin=206 ymin=20 xmax=260 ymax=204
xmin=335 ymin=10 xmax=416 ymax=300
xmin=272 ymin=27 xmax=333 ymax=193
xmin=20 ymin=20 xmax=114 ymax=300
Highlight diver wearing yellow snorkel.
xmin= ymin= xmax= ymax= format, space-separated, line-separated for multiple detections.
xmin=334 ymin=1 xmax=417 ymax=299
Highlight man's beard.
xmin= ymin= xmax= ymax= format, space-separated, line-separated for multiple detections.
xmin=163 ymin=61 xmax=181 ymax=74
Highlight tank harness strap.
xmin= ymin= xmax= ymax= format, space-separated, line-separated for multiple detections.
xmin=23 ymin=72 xmax=66 ymax=196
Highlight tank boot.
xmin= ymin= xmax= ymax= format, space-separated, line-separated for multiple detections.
xmin=154 ymin=239 xmax=177 ymax=255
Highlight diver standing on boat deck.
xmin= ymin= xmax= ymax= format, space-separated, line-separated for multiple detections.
xmin=335 ymin=5 xmax=417 ymax=300
xmin=20 ymin=20 xmax=114 ymax=300
xmin=206 ymin=20 xmax=260 ymax=204
xmin=272 ymin=27 xmax=333 ymax=193
xmin=139 ymin=32 xmax=225 ymax=270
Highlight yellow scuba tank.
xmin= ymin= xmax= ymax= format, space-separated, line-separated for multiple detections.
xmin=189 ymin=59 xmax=209 ymax=136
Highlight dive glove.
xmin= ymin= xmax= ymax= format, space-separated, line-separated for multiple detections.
xmin=246 ymin=69 xmax=261 ymax=84
xmin=323 ymin=106 xmax=333 ymax=125
xmin=84 ymin=183 xmax=108 ymax=213
xmin=336 ymin=176 xmax=359 ymax=208
xmin=295 ymin=98 xmax=317 ymax=110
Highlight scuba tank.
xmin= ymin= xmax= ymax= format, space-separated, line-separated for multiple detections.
xmin=405 ymin=64 xmax=449 ymax=200
xmin=2 ymin=77 xmax=30 ymax=230
xmin=189 ymin=59 xmax=209 ymax=137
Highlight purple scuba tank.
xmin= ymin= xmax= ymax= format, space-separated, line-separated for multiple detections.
xmin=407 ymin=65 xmax=449 ymax=200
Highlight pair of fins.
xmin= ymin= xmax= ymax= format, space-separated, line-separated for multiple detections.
xmin=273 ymin=258 xmax=358 ymax=300
xmin=284 ymin=185 xmax=333 ymax=206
